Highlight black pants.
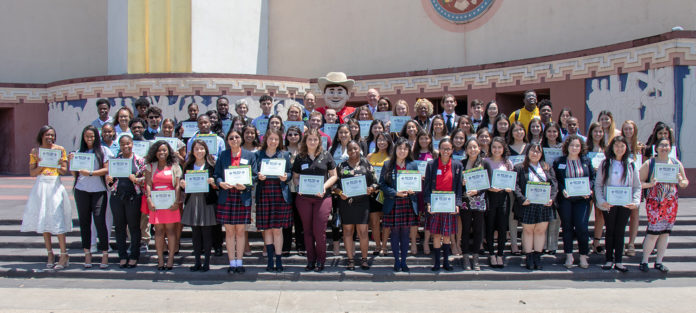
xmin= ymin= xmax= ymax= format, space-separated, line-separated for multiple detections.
xmin=602 ymin=206 xmax=631 ymax=263
xmin=74 ymin=189 xmax=109 ymax=251
xmin=111 ymin=192 xmax=142 ymax=261
xmin=461 ymin=210 xmax=485 ymax=254
xmin=211 ymin=224 xmax=224 ymax=251
xmin=559 ymin=197 xmax=591 ymax=255
xmin=283 ymin=192 xmax=305 ymax=251
xmin=485 ymin=192 xmax=508 ymax=256
xmin=192 ymin=225 xmax=213 ymax=263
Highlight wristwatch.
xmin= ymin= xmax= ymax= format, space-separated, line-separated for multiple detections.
xmin=89 ymin=171 xmax=93 ymax=176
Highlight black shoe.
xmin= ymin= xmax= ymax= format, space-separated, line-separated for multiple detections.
xmin=214 ymin=248 xmax=223 ymax=257
xmin=190 ymin=264 xmax=201 ymax=272
xmin=431 ymin=265 xmax=441 ymax=272
xmin=200 ymin=264 xmax=209 ymax=272
xmin=236 ymin=266 xmax=245 ymax=273
xmin=127 ymin=262 xmax=138 ymax=269
xmin=315 ymin=263 xmax=325 ymax=272
xmin=525 ymin=254 xmax=533 ymax=270
xmin=614 ymin=264 xmax=628 ymax=273
xmin=401 ymin=263 xmax=410 ymax=272
xmin=165 ymin=266 xmax=173 ymax=271
xmin=276 ymin=265 xmax=284 ymax=272
xmin=654 ymin=263 xmax=669 ymax=273
xmin=393 ymin=263 xmax=402 ymax=272
xmin=266 ymin=266 xmax=275 ymax=272
xmin=601 ymin=262 xmax=614 ymax=270
xmin=639 ymin=263 xmax=649 ymax=272
xmin=305 ymin=262 xmax=316 ymax=271
xmin=346 ymin=259 xmax=355 ymax=271
xmin=282 ymin=252 xmax=290 ymax=257
xmin=297 ymin=250 xmax=306 ymax=256
xmin=443 ymin=265 xmax=454 ymax=271
xmin=157 ymin=266 xmax=166 ymax=271
xmin=227 ymin=266 xmax=235 ymax=274
xmin=534 ymin=252 xmax=543 ymax=270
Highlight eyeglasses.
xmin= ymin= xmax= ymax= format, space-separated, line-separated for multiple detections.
xmin=287 ymin=133 xmax=300 ymax=137
xmin=227 ymin=136 xmax=241 ymax=141
xmin=148 ymin=116 xmax=160 ymax=119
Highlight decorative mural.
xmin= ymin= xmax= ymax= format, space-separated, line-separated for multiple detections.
xmin=430 ymin=0 xmax=495 ymax=23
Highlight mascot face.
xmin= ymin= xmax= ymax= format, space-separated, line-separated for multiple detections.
xmin=324 ymin=86 xmax=349 ymax=110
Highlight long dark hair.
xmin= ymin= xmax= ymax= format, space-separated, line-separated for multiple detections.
xmin=492 ymin=113 xmax=509 ymax=139
xmin=489 ymin=136 xmax=510 ymax=160
xmin=373 ymin=132 xmax=393 ymax=155
xmin=383 ymin=137 xmax=414 ymax=185
xmin=542 ymin=121 xmax=563 ymax=147
xmin=522 ymin=143 xmax=549 ymax=172
xmin=284 ymin=126 xmax=303 ymax=148
xmin=644 ymin=122 xmax=675 ymax=159
xmin=239 ymin=125 xmax=260 ymax=149
xmin=462 ymin=137 xmax=484 ymax=168
xmin=587 ymin=122 xmax=605 ymax=152
xmin=478 ymin=100 xmax=498 ymax=132
xmin=399 ymin=120 xmax=422 ymax=139
xmin=145 ymin=140 xmax=177 ymax=166
xmin=602 ymin=135 xmax=630 ymax=185
xmin=299 ymin=128 xmax=324 ymax=158
xmin=330 ymin=124 xmax=351 ymax=155
xmin=78 ymin=125 xmax=105 ymax=167
xmin=183 ymin=139 xmax=215 ymax=170
xmin=261 ymin=128 xmax=286 ymax=152
xmin=507 ymin=121 xmax=527 ymax=145
xmin=366 ymin=119 xmax=386 ymax=148
xmin=412 ymin=130 xmax=434 ymax=159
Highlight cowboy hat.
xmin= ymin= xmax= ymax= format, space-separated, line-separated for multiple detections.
xmin=317 ymin=72 xmax=355 ymax=93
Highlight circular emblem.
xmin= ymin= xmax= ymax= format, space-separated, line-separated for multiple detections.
xmin=430 ymin=0 xmax=495 ymax=24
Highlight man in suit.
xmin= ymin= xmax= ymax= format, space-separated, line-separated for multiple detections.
xmin=434 ymin=93 xmax=459 ymax=132
xmin=143 ymin=106 xmax=162 ymax=140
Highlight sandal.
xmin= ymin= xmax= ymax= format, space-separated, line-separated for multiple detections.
xmin=83 ymin=252 xmax=93 ymax=269
xmin=654 ymin=263 xmax=669 ymax=273
xmin=54 ymin=253 xmax=70 ymax=270
xmin=360 ymin=258 xmax=370 ymax=270
xmin=46 ymin=250 xmax=55 ymax=269
xmin=625 ymin=244 xmax=636 ymax=257
xmin=489 ymin=255 xmax=498 ymax=268
xmin=346 ymin=259 xmax=355 ymax=270
xmin=100 ymin=252 xmax=109 ymax=269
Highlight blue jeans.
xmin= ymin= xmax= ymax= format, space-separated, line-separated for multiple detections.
xmin=558 ymin=197 xmax=590 ymax=255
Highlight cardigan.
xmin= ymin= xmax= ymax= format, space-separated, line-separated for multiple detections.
xmin=379 ymin=160 xmax=419 ymax=215
xmin=423 ymin=157 xmax=464 ymax=209
xmin=512 ymin=162 xmax=559 ymax=206
xmin=213 ymin=148 xmax=258 ymax=207
xmin=552 ymin=155 xmax=595 ymax=201
xmin=593 ymin=158 xmax=641 ymax=210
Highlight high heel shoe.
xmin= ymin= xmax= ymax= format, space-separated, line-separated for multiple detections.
xmin=83 ymin=252 xmax=93 ymax=269
xmin=100 ymin=252 xmax=109 ymax=269
xmin=54 ymin=253 xmax=69 ymax=270
xmin=46 ymin=250 xmax=55 ymax=269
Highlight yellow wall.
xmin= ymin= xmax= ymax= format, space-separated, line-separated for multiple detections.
xmin=128 ymin=0 xmax=191 ymax=73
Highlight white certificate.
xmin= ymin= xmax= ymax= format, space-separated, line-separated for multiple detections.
xmin=260 ymin=158 xmax=286 ymax=177
xmin=284 ymin=121 xmax=305 ymax=133
xmin=414 ymin=160 xmax=428 ymax=177
xmin=322 ymin=124 xmax=339 ymax=139
xmin=396 ymin=170 xmax=422 ymax=192
xmin=452 ymin=154 xmax=465 ymax=161
xmin=509 ymin=155 xmax=525 ymax=166
xmin=463 ymin=167 xmax=490 ymax=191
xmin=525 ymin=182 xmax=551 ymax=205
xmin=373 ymin=111 xmax=392 ymax=123
xmin=221 ymin=120 xmax=232 ymax=135
xmin=565 ymin=177 xmax=591 ymax=197
xmin=181 ymin=121 xmax=199 ymax=138
xmin=390 ymin=116 xmax=410 ymax=133
xmin=154 ymin=137 xmax=179 ymax=152
xmin=341 ymin=175 xmax=367 ymax=197
xmin=299 ymin=175 xmax=325 ymax=195
xmin=433 ymin=139 xmax=441 ymax=151
xmin=544 ymin=148 xmax=563 ymax=165
xmin=491 ymin=170 xmax=517 ymax=190
xmin=108 ymin=158 xmax=131 ymax=178
xmin=587 ymin=152 xmax=605 ymax=169
xmin=151 ymin=190 xmax=176 ymax=210
xmin=606 ymin=186 xmax=632 ymax=206
xmin=132 ymin=140 xmax=150 ymax=157
xmin=70 ymin=152 xmax=95 ymax=172
xmin=358 ymin=120 xmax=372 ymax=138
xmin=224 ymin=165 xmax=252 ymax=185
xmin=430 ymin=191 xmax=456 ymax=213
xmin=256 ymin=119 xmax=269 ymax=136
xmin=197 ymin=134 xmax=219 ymax=155
xmin=374 ymin=166 xmax=382 ymax=179
xmin=38 ymin=148 xmax=62 ymax=168
xmin=654 ymin=163 xmax=679 ymax=183
xmin=185 ymin=170 xmax=209 ymax=193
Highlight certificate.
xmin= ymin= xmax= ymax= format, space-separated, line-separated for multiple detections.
xmin=373 ymin=166 xmax=382 ymax=179
xmin=181 ymin=121 xmax=199 ymax=138
xmin=587 ymin=152 xmax=605 ymax=169
xmin=432 ymin=139 xmax=441 ymax=151
xmin=38 ymin=148 xmax=62 ymax=168
xmin=396 ymin=170 xmax=422 ymax=192
xmin=154 ymin=137 xmax=179 ymax=151
xmin=224 ymin=165 xmax=252 ymax=185
xmin=298 ymin=175 xmax=325 ymax=195
xmin=654 ymin=163 xmax=679 ymax=183
xmin=430 ymin=191 xmax=456 ymax=213
xmin=452 ymin=154 xmax=465 ymax=161
xmin=284 ymin=121 xmax=305 ymax=133
xmin=132 ymin=140 xmax=150 ymax=157
xmin=606 ymin=186 xmax=632 ymax=206
xmin=358 ymin=120 xmax=372 ymax=138
xmin=414 ymin=160 xmax=428 ymax=177
xmin=108 ymin=158 xmax=131 ymax=178
xmin=525 ymin=182 xmax=551 ymax=205
xmin=70 ymin=152 xmax=95 ymax=172
xmin=509 ymin=155 xmax=525 ymax=166
xmin=197 ymin=134 xmax=219 ymax=155
xmin=463 ymin=167 xmax=490 ymax=191
xmin=321 ymin=136 xmax=328 ymax=150
xmin=322 ymin=124 xmax=339 ymax=139
xmin=151 ymin=190 xmax=176 ymax=210
xmin=389 ymin=116 xmax=410 ymax=134
xmin=221 ymin=120 xmax=232 ymax=135
xmin=491 ymin=170 xmax=517 ymax=190
xmin=565 ymin=177 xmax=591 ymax=197
xmin=341 ymin=175 xmax=367 ymax=197
xmin=185 ymin=170 xmax=209 ymax=193
xmin=256 ymin=119 xmax=269 ymax=136
xmin=373 ymin=111 xmax=392 ymax=123
xmin=260 ymin=158 xmax=286 ymax=177
xmin=544 ymin=148 xmax=563 ymax=165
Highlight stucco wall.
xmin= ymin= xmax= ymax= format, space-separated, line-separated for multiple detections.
xmin=0 ymin=0 xmax=107 ymax=84
xmin=268 ymin=0 xmax=696 ymax=78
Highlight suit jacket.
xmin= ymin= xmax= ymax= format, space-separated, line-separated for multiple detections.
xmin=254 ymin=149 xmax=293 ymax=204
xmin=431 ymin=112 xmax=459 ymax=132
xmin=552 ymin=155 xmax=595 ymax=201
xmin=423 ymin=158 xmax=464 ymax=209
xmin=379 ymin=160 xmax=419 ymax=215
xmin=512 ymin=162 xmax=558 ymax=206
xmin=213 ymin=148 xmax=257 ymax=207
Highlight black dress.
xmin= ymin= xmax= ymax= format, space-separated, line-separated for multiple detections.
xmin=336 ymin=158 xmax=378 ymax=225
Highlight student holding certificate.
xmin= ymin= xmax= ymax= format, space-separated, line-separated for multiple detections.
xmin=424 ymin=139 xmax=463 ymax=272
xmin=105 ymin=134 xmax=147 ymax=269
xmin=334 ymin=141 xmax=379 ymax=270
xmin=328 ymin=124 xmax=354 ymax=254
xmin=68 ymin=125 xmax=113 ymax=269
xmin=281 ymin=126 xmax=305 ymax=257
xmin=346 ymin=119 xmax=369 ymax=155
xmin=254 ymin=129 xmax=293 ymax=272
xmin=22 ymin=125 xmax=73 ymax=270
xmin=367 ymin=132 xmax=392 ymax=257
xmin=638 ymin=137 xmax=689 ymax=273
xmin=552 ymin=135 xmax=595 ymax=269
xmin=483 ymin=137 xmax=514 ymax=268
xmin=365 ymin=119 xmax=386 ymax=155
xmin=513 ymin=143 xmax=558 ymax=270
xmin=214 ymin=129 xmax=257 ymax=274
xmin=144 ymin=141 xmax=182 ymax=271
xmin=459 ymin=138 xmax=487 ymax=271
xmin=587 ymin=122 xmax=607 ymax=255
xmin=186 ymin=115 xmax=225 ymax=161
xmin=594 ymin=136 xmax=641 ymax=272
xmin=621 ymin=120 xmax=645 ymax=258
xmin=379 ymin=138 xmax=419 ymax=272
xmin=507 ymin=121 xmax=528 ymax=256
xmin=413 ymin=130 xmax=437 ymax=256
xmin=180 ymin=140 xmax=218 ymax=272
xmin=292 ymin=129 xmax=338 ymax=272
xmin=398 ymin=120 xmax=422 ymax=150
xmin=541 ymin=122 xmax=564 ymax=258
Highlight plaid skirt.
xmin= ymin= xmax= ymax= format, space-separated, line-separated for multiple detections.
xmin=427 ymin=213 xmax=458 ymax=236
xmin=216 ymin=189 xmax=251 ymax=225
xmin=519 ymin=204 xmax=554 ymax=225
xmin=256 ymin=180 xmax=292 ymax=230
xmin=383 ymin=198 xmax=417 ymax=228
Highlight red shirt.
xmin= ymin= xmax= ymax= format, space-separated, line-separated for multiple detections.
xmin=435 ymin=158 xmax=453 ymax=192
xmin=230 ymin=149 xmax=242 ymax=166
xmin=316 ymin=106 xmax=356 ymax=124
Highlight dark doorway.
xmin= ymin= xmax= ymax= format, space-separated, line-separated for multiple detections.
xmin=495 ymin=89 xmax=550 ymax=117
xmin=0 ymin=108 xmax=14 ymax=173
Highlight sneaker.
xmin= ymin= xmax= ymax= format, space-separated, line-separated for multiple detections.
xmin=639 ymin=262 xmax=649 ymax=272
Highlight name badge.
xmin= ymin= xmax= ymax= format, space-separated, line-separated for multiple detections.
xmin=301 ymin=164 xmax=309 ymax=170
xmin=558 ymin=164 xmax=566 ymax=170
xmin=240 ymin=159 xmax=248 ymax=165
xmin=437 ymin=169 xmax=442 ymax=175
xmin=163 ymin=170 xmax=172 ymax=175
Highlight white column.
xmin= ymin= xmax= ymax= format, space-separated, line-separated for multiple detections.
xmin=107 ymin=0 xmax=128 ymax=75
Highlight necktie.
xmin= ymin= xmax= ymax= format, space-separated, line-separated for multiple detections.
xmin=446 ymin=115 xmax=452 ymax=131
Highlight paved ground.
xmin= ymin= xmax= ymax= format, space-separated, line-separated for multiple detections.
xmin=1 ymin=175 xmax=695 ymax=312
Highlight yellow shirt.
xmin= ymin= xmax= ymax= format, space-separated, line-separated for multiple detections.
xmin=509 ymin=106 xmax=540 ymax=131
xmin=367 ymin=151 xmax=390 ymax=167
xmin=30 ymin=146 xmax=67 ymax=176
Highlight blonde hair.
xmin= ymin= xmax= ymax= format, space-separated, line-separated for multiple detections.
xmin=393 ymin=99 xmax=410 ymax=116
xmin=621 ymin=120 xmax=640 ymax=156
xmin=287 ymin=103 xmax=304 ymax=121
xmin=414 ymin=98 xmax=433 ymax=116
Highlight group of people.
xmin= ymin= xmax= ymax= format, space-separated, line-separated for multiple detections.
xmin=22 ymin=78 xmax=689 ymax=274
